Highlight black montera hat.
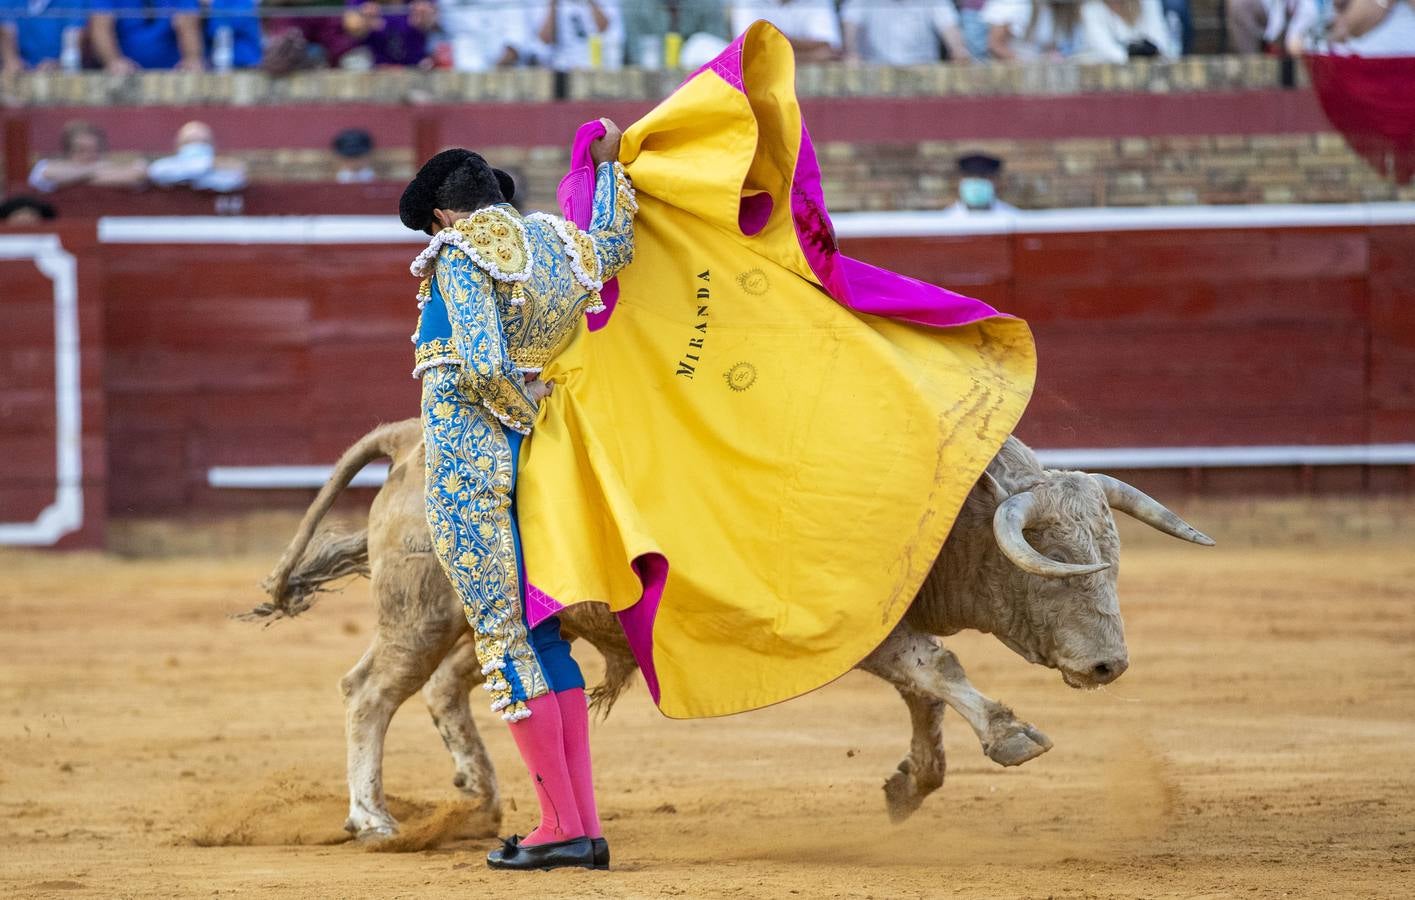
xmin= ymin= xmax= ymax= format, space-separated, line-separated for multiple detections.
xmin=399 ymin=149 xmax=517 ymax=232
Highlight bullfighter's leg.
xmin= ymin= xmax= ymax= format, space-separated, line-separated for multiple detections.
xmin=340 ymin=599 xmax=463 ymax=839
xmin=882 ymin=690 xmax=948 ymax=824
xmin=422 ymin=631 xmax=501 ymax=823
xmin=861 ymin=622 xmax=1053 ymax=770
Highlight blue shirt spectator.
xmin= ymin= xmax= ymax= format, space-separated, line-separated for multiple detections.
xmin=0 ymin=0 xmax=89 ymax=70
xmin=90 ymin=0 xmax=203 ymax=69
xmin=205 ymin=0 xmax=261 ymax=68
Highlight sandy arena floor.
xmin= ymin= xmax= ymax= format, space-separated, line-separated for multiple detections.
xmin=1 ymin=500 xmax=1413 ymax=899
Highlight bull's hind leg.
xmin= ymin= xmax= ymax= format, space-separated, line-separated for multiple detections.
xmin=340 ymin=613 xmax=462 ymax=838
xmin=421 ymin=631 xmax=501 ymax=824
xmin=862 ymin=623 xmax=1052 ymax=776
xmin=881 ymin=692 xmax=947 ymax=823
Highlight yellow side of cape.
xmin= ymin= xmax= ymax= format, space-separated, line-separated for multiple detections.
xmin=517 ymin=24 xmax=1036 ymax=719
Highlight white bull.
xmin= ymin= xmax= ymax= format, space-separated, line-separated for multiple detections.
xmin=254 ymin=421 xmax=1212 ymax=837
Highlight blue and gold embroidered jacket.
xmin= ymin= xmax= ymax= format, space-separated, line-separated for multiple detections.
xmin=411 ymin=162 xmax=637 ymax=433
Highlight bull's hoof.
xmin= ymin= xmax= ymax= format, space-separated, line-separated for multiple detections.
xmin=983 ymin=723 xmax=1053 ymax=767
xmin=883 ymin=758 xmax=944 ymax=824
xmin=344 ymin=813 xmax=398 ymax=840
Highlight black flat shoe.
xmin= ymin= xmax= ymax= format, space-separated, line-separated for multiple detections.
xmin=591 ymin=836 xmax=610 ymax=870
xmin=486 ymin=835 xmax=596 ymax=871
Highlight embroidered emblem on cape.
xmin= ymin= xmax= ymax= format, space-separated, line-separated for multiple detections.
xmin=725 ymin=361 xmax=758 ymax=392
xmin=737 ymin=269 xmax=769 ymax=296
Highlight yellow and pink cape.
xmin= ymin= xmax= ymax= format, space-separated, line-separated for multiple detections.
xmin=517 ymin=22 xmax=1036 ymax=719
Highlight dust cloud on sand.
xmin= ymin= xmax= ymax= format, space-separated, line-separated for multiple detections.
xmin=1 ymin=499 xmax=1413 ymax=898
xmin=182 ymin=772 xmax=497 ymax=850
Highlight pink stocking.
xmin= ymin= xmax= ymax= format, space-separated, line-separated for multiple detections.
xmin=555 ymin=687 xmax=602 ymax=838
xmin=506 ymin=693 xmax=584 ymax=846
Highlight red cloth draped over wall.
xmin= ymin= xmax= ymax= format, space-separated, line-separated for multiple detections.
xmin=1306 ymin=53 xmax=1415 ymax=185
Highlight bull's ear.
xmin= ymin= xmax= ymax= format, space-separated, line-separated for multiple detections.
xmin=980 ymin=470 xmax=1010 ymax=505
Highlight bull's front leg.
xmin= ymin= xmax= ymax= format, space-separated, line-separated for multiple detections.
xmin=421 ymin=632 xmax=501 ymax=834
xmin=880 ymin=690 xmax=947 ymax=823
xmin=861 ymin=622 xmax=1053 ymax=773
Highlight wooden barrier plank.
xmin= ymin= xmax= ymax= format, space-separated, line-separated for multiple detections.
xmin=1368 ymin=226 xmax=1415 ymax=431
xmin=1012 ymin=228 xmax=1370 ymax=282
xmin=1012 ymin=278 xmax=1368 ymax=327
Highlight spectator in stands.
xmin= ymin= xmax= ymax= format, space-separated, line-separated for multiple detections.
xmin=438 ymin=0 xmax=536 ymax=70
xmin=946 ymin=152 xmax=1017 ymax=213
xmin=841 ymin=0 xmax=973 ymax=63
xmin=28 ymin=120 xmax=147 ymax=192
xmin=0 ymin=195 xmax=57 ymax=224
xmin=90 ymin=0 xmax=203 ymax=72
xmin=0 ymin=0 xmax=88 ymax=73
xmin=206 ymin=0 xmax=262 ymax=69
xmin=1076 ymin=0 xmax=1178 ymax=61
xmin=1329 ymin=0 xmax=1415 ymax=53
xmin=531 ymin=0 xmax=624 ymax=70
xmin=955 ymin=0 xmax=994 ymax=58
xmin=339 ymin=0 xmax=437 ymax=68
xmin=332 ymin=128 xmax=377 ymax=182
xmin=264 ymin=0 xmax=357 ymax=72
xmin=147 ymin=120 xmax=247 ymax=192
xmin=1227 ymin=0 xmax=1261 ymax=53
xmin=1226 ymin=0 xmax=1329 ymax=55
xmin=983 ymin=0 xmax=1084 ymax=59
xmin=623 ymin=0 xmax=729 ymax=67
xmin=730 ymin=0 xmax=842 ymax=61
xmin=1163 ymin=0 xmax=1192 ymax=53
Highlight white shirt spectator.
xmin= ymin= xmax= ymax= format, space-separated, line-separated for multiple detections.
xmin=840 ymin=0 xmax=962 ymax=64
xmin=981 ymin=0 xmax=1084 ymax=58
xmin=1260 ymin=0 xmax=1320 ymax=54
xmin=440 ymin=0 xmax=536 ymax=72
xmin=1076 ymin=0 xmax=1177 ymax=62
xmin=731 ymin=0 xmax=843 ymax=48
xmin=1335 ymin=0 xmax=1415 ymax=56
xmin=528 ymin=0 xmax=624 ymax=71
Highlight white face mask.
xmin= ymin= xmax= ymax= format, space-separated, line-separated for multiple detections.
xmin=177 ymin=142 xmax=216 ymax=165
xmin=959 ymin=177 xmax=996 ymax=210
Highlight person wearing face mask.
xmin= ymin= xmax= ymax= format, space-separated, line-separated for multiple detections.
xmin=946 ymin=152 xmax=1017 ymax=214
xmin=147 ymin=121 xmax=248 ymax=193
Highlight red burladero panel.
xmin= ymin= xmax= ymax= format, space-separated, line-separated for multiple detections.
xmin=0 ymin=256 xmax=59 ymax=523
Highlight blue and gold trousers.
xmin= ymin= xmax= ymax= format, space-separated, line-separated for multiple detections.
xmin=420 ymin=366 xmax=584 ymax=720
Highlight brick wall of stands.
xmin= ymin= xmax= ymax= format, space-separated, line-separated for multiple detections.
xmin=4 ymin=65 xmax=1413 ymax=214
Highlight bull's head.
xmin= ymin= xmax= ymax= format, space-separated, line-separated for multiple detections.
xmin=982 ymin=466 xmax=1213 ymax=690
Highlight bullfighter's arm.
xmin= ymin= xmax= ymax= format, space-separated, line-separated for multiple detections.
xmin=435 ymin=252 xmax=538 ymax=435
xmin=586 ymin=161 xmax=637 ymax=281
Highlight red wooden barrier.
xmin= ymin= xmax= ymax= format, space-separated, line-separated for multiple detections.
xmin=0 ymin=222 xmax=107 ymax=547
xmin=3 ymin=216 xmax=1413 ymax=546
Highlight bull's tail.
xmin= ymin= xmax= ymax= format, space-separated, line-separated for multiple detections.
xmin=242 ymin=420 xmax=416 ymax=623
xmin=587 ymin=646 xmax=639 ymax=720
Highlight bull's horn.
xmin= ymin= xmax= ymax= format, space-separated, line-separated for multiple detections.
xmin=1092 ymin=474 xmax=1216 ymax=546
xmin=980 ymin=470 xmax=1010 ymax=504
xmin=993 ymin=492 xmax=1112 ymax=578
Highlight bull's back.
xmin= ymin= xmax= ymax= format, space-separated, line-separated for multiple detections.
xmin=368 ymin=419 xmax=435 ymax=561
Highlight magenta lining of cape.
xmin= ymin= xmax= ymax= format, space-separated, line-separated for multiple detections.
xmin=525 ymin=31 xmax=1010 ymax=704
